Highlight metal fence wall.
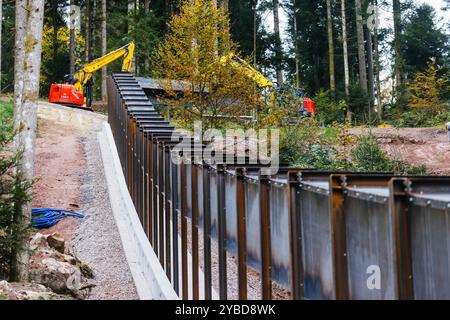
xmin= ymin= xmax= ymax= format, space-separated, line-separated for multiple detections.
xmin=107 ymin=73 xmax=450 ymax=300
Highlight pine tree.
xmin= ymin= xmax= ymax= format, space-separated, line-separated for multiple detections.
xmin=403 ymin=4 xmax=449 ymax=77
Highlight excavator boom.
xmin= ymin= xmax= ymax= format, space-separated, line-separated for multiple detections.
xmin=220 ymin=52 xmax=315 ymax=117
xmin=49 ymin=42 xmax=135 ymax=110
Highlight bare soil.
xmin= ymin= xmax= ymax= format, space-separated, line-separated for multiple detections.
xmin=32 ymin=114 xmax=86 ymax=243
xmin=32 ymin=102 xmax=138 ymax=300
xmin=349 ymin=127 xmax=450 ymax=175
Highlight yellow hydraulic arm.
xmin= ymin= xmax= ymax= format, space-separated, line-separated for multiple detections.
xmin=219 ymin=52 xmax=274 ymax=89
xmin=73 ymin=42 xmax=135 ymax=93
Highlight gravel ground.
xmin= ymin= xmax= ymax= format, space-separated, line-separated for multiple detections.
xmin=179 ymin=216 xmax=289 ymax=300
xmin=72 ymin=135 xmax=139 ymax=300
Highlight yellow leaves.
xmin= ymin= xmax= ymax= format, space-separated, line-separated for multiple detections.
xmin=155 ymin=0 xmax=260 ymax=129
xmin=407 ymin=63 xmax=449 ymax=116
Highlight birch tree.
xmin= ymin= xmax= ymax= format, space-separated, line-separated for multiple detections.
xmin=101 ymin=0 xmax=107 ymax=101
xmin=326 ymin=0 xmax=335 ymax=94
xmin=12 ymin=0 xmax=45 ymax=282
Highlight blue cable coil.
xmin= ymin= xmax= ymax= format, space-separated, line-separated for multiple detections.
xmin=32 ymin=208 xmax=85 ymax=229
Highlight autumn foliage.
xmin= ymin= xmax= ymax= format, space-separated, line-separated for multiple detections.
xmin=155 ymin=0 xmax=260 ymax=129
xmin=407 ymin=63 xmax=449 ymax=117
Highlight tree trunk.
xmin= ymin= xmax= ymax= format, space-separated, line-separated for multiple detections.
xmin=374 ymin=23 xmax=382 ymax=121
xmin=52 ymin=2 xmax=59 ymax=80
xmin=14 ymin=0 xmax=26 ymax=119
xmin=12 ymin=0 xmax=45 ymax=282
xmin=101 ymin=0 xmax=107 ymax=101
xmin=134 ymin=0 xmax=140 ymax=75
xmin=272 ymin=0 xmax=284 ymax=86
xmin=70 ymin=0 xmax=76 ymax=75
xmin=355 ymin=0 xmax=367 ymax=93
xmin=253 ymin=0 xmax=258 ymax=66
xmin=326 ymin=0 xmax=335 ymax=94
xmin=128 ymin=1 xmax=137 ymax=74
xmin=341 ymin=0 xmax=351 ymax=120
xmin=144 ymin=0 xmax=150 ymax=74
xmin=293 ymin=1 xmax=300 ymax=87
xmin=85 ymin=0 xmax=91 ymax=63
xmin=366 ymin=27 xmax=375 ymax=113
xmin=393 ymin=0 xmax=403 ymax=99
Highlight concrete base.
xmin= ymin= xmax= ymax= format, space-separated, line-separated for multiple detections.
xmin=98 ymin=123 xmax=179 ymax=300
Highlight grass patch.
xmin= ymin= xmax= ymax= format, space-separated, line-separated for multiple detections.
xmin=0 ymin=99 xmax=14 ymax=140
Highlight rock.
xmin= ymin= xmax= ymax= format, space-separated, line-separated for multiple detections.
xmin=29 ymin=257 xmax=82 ymax=295
xmin=47 ymin=232 xmax=65 ymax=253
xmin=63 ymin=254 xmax=77 ymax=265
xmin=29 ymin=233 xmax=49 ymax=251
xmin=78 ymin=261 xmax=94 ymax=279
xmin=0 ymin=281 xmax=69 ymax=300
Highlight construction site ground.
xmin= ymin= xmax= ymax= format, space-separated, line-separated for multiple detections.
xmin=32 ymin=102 xmax=138 ymax=300
xmin=349 ymin=127 xmax=450 ymax=175
xmin=30 ymin=102 xmax=450 ymax=299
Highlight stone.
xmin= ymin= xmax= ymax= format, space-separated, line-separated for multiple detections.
xmin=0 ymin=281 xmax=69 ymax=300
xmin=29 ymin=233 xmax=49 ymax=251
xmin=29 ymin=257 xmax=82 ymax=295
xmin=47 ymin=232 xmax=65 ymax=253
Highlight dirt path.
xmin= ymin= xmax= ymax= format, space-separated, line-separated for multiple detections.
xmin=33 ymin=102 xmax=138 ymax=300
xmin=349 ymin=127 xmax=450 ymax=175
xmin=32 ymin=108 xmax=87 ymax=243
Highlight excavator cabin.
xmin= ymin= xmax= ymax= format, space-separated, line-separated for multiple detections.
xmin=49 ymin=42 xmax=135 ymax=110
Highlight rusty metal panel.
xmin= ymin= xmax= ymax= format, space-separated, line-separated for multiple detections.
xmin=269 ymin=178 xmax=291 ymax=291
xmin=245 ymin=177 xmax=261 ymax=270
xmin=299 ymin=184 xmax=335 ymax=300
xmin=225 ymin=170 xmax=238 ymax=255
xmin=407 ymin=178 xmax=450 ymax=299
xmin=343 ymin=195 xmax=396 ymax=300
xmin=409 ymin=205 xmax=450 ymax=299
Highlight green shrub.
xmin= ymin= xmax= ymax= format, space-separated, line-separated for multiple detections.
xmin=393 ymin=109 xmax=450 ymax=128
xmin=0 ymin=100 xmax=14 ymax=140
xmin=351 ymin=133 xmax=427 ymax=175
xmin=279 ymin=119 xmax=348 ymax=170
xmin=0 ymin=100 xmax=33 ymax=280
xmin=313 ymin=90 xmax=346 ymax=125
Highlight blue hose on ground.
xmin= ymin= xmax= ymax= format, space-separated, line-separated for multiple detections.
xmin=32 ymin=208 xmax=85 ymax=229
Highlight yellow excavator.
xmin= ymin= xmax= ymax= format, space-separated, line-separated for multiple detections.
xmin=220 ymin=52 xmax=316 ymax=116
xmin=49 ymin=42 xmax=135 ymax=110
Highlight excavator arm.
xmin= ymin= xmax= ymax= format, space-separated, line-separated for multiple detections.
xmin=219 ymin=52 xmax=316 ymax=118
xmin=219 ymin=53 xmax=274 ymax=89
xmin=73 ymin=42 xmax=135 ymax=93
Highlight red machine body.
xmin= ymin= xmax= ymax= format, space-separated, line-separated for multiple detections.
xmin=49 ymin=83 xmax=85 ymax=108
xmin=303 ymin=97 xmax=316 ymax=117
